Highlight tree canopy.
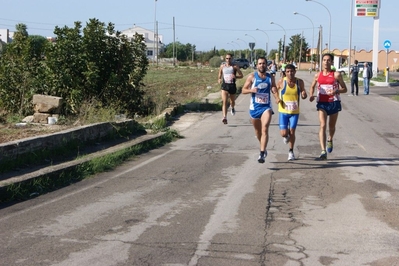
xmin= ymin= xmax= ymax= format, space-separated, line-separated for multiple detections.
xmin=0 ymin=19 xmax=149 ymax=116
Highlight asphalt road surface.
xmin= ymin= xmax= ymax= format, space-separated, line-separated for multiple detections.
xmin=1 ymin=71 xmax=398 ymax=266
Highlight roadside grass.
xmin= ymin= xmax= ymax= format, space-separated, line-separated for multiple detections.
xmin=372 ymin=74 xmax=399 ymax=83
xmin=143 ymin=66 xmax=220 ymax=114
xmin=143 ymin=65 xmax=252 ymax=114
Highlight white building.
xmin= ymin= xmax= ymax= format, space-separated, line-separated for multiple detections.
xmin=120 ymin=25 xmax=164 ymax=60
xmin=0 ymin=28 xmax=14 ymax=43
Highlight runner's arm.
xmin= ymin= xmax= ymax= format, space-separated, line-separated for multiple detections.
xmin=217 ymin=66 xmax=223 ymax=84
xmin=273 ymin=78 xmax=283 ymax=104
xmin=234 ymin=66 xmax=243 ymax=79
xmin=241 ymin=74 xmax=256 ymax=94
xmin=299 ymin=79 xmax=307 ymax=99
xmin=335 ymin=72 xmax=348 ymax=94
xmin=309 ymin=73 xmax=319 ymax=102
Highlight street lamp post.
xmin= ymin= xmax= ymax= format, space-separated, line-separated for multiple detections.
xmin=294 ymin=11 xmax=315 ymax=69
xmin=245 ymin=33 xmax=257 ymax=63
xmin=231 ymin=40 xmax=241 ymax=58
xmin=348 ymin=0 xmax=354 ymax=75
xmin=237 ymin=38 xmax=248 ymax=59
xmin=306 ymin=0 xmax=331 ymax=52
xmin=227 ymin=42 xmax=236 ymax=58
xmin=256 ymin=28 xmax=269 ymax=58
xmin=270 ymin=21 xmax=287 ymax=62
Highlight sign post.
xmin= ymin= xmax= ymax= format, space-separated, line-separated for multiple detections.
xmin=249 ymin=42 xmax=255 ymax=66
xmin=383 ymin=40 xmax=391 ymax=83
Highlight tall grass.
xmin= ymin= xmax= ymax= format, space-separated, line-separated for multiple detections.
xmin=142 ymin=65 xmax=251 ymax=115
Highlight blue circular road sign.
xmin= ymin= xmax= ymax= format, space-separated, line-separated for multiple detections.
xmin=383 ymin=40 xmax=391 ymax=49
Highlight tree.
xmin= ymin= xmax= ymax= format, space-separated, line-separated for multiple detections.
xmin=268 ymin=49 xmax=278 ymax=61
xmin=43 ymin=19 xmax=149 ymax=115
xmin=162 ymin=42 xmax=198 ymax=62
xmin=287 ymin=34 xmax=309 ymax=63
xmin=0 ymin=19 xmax=149 ymax=117
xmin=0 ymin=24 xmax=46 ymax=115
xmin=15 ymin=23 xmax=28 ymax=39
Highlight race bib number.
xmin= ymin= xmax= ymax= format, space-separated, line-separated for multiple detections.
xmin=255 ymin=93 xmax=269 ymax=104
xmin=223 ymin=74 xmax=234 ymax=84
xmin=320 ymin=84 xmax=334 ymax=95
xmin=284 ymin=101 xmax=298 ymax=111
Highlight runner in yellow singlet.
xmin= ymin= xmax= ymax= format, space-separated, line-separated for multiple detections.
xmin=273 ymin=64 xmax=307 ymax=161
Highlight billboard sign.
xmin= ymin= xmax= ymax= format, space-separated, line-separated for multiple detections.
xmin=355 ymin=0 xmax=379 ymax=17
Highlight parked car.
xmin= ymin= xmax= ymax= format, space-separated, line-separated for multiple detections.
xmin=358 ymin=61 xmax=373 ymax=72
xmin=337 ymin=61 xmax=373 ymax=75
xmin=233 ymin=58 xmax=250 ymax=69
xmin=337 ymin=66 xmax=350 ymax=75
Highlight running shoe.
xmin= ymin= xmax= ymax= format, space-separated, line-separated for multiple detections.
xmin=319 ymin=150 xmax=327 ymax=160
xmin=231 ymin=108 xmax=236 ymax=116
xmin=283 ymin=135 xmax=290 ymax=145
xmin=258 ymin=151 xmax=267 ymax=164
xmin=288 ymin=151 xmax=295 ymax=161
xmin=222 ymin=117 xmax=227 ymax=124
xmin=327 ymin=140 xmax=333 ymax=153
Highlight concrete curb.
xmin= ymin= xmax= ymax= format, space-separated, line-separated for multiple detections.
xmin=0 ymin=132 xmax=165 ymax=189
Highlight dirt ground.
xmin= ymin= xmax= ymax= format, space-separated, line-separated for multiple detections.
xmin=0 ymin=123 xmax=74 ymax=144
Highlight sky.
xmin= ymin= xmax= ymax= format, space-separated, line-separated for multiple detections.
xmin=1 ymin=0 xmax=398 ymax=53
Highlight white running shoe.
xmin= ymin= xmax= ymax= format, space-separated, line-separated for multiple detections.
xmin=231 ymin=108 xmax=236 ymax=116
xmin=288 ymin=151 xmax=295 ymax=161
xmin=283 ymin=135 xmax=290 ymax=144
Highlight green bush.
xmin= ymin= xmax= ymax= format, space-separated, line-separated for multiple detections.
xmin=0 ymin=20 xmax=149 ymax=118
xmin=209 ymin=56 xmax=222 ymax=68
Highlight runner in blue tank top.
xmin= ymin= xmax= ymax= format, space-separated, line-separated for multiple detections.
xmin=242 ymin=57 xmax=277 ymax=163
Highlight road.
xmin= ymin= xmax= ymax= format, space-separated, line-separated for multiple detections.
xmin=1 ymin=71 xmax=399 ymax=266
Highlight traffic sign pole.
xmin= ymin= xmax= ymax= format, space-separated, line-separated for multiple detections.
xmin=384 ymin=40 xmax=391 ymax=83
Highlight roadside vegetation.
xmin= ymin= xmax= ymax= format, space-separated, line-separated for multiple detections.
xmin=0 ymin=63 xmax=253 ymax=203
xmin=0 ymin=19 xmax=253 ymax=203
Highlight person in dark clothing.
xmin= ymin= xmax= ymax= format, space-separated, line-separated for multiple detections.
xmin=362 ymin=62 xmax=373 ymax=95
xmin=349 ymin=60 xmax=359 ymax=96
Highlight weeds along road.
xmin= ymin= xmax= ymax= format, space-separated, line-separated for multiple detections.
xmin=1 ymin=71 xmax=399 ymax=266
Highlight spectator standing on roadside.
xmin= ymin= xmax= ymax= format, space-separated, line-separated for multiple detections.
xmin=349 ymin=60 xmax=359 ymax=96
xmin=274 ymin=64 xmax=307 ymax=161
xmin=242 ymin=57 xmax=277 ymax=163
xmin=363 ymin=62 xmax=373 ymax=95
xmin=309 ymin=53 xmax=348 ymax=160
xmin=218 ymin=53 xmax=243 ymax=124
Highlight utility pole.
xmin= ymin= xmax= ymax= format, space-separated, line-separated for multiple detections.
xmin=173 ymin=17 xmax=176 ymax=66
xmin=299 ymin=31 xmax=303 ymax=69
xmin=156 ymin=21 xmax=158 ymax=66
xmin=318 ymin=25 xmax=323 ymax=68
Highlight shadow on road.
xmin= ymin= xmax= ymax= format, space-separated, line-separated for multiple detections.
xmin=269 ymin=156 xmax=399 ymax=170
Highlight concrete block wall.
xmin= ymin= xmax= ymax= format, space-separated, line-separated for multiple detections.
xmin=0 ymin=120 xmax=139 ymax=161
